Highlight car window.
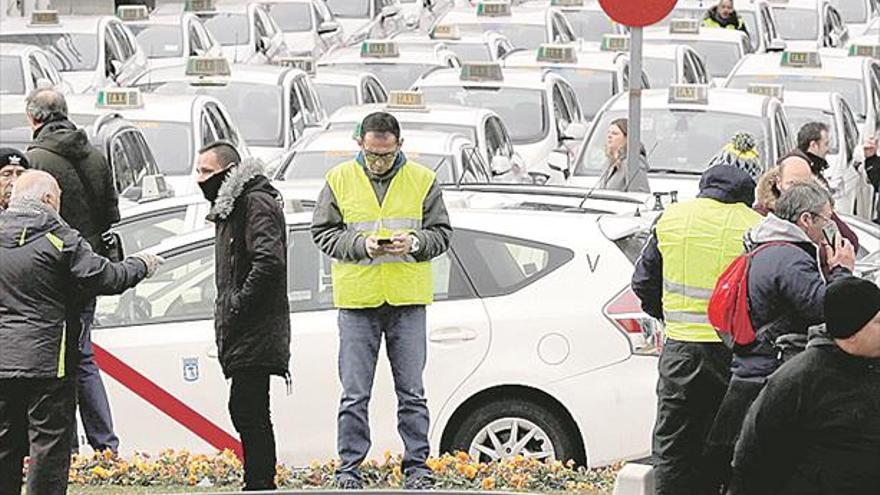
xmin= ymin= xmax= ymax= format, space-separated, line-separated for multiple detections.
xmin=773 ymin=109 xmax=787 ymax=163
xmin=682 ymin=53 xmax=698 ymax=84
xmin=27 ymin=54 xmax=45 ymax=88
xmin=840 ymin=99 xmax=859 ymax=163
xmin=205 ymin=103 xmax=238 ymax=145
xmin=552 ymin=83 xmax=573 ymax=133
xmin=289 ymin=83 xmax=305 ymax=141
xmin=116 ymin=207 xmax=189 ymax=254
xmin=110 ymin=130 xmax=152 ymax=197
xmin=0 ymin=56 xmax=25 ymax=95
xmin=365 ymin=77 xmax=387 ymax=103
xmin=484 ymin=117 xmax=504 ymax=158
xmin=294 ymin=76 xmax=321 ymax=125
xmin=109 ymin=22 xmax=135 ymax=60
xmin=870 ymin=65 xmax=880 ymax=130
xmin=188 ymin=19 xmax=206 ymax=56
xmin=200 ymin=109 xmax=218 ymax=145
xmin=33 ymin=51 xmax=61 ymax=86
xmin=110 ymin=131 xmax=135 ymax=195
xmin=453 ymin=229 xmax=574 ymax=298
xmin=104 ymin=26 xmax=125 ymax=77
xmin=559 ymin=80 xmax=583 ymax=122
xmin=460 ymin=145 xmax=491 ymax=183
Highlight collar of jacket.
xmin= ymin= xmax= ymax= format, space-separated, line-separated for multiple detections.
xmin=354 ymin=150 xmax=408 ymax=181
xmin=5 ymin=197 xmax=62 ymax=221
xmin=745 ymin=213 xmax=817 ymax=254
xmin=804 ymin=151 xmax=829 ymax=174
xmin=32 ymin=117 xmax=76 ymax=140
xmin=208 ymin=157 xmax=265 ymax=221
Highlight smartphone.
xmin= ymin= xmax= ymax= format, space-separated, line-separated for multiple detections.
xmin=822 ymin=222 xmax=838 ymax=250
xmin=377 ymin=238 xmax=394 ymax=246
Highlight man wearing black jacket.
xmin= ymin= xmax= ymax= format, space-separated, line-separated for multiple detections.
xmin=196 ymin=141 xmax=290 ymax=491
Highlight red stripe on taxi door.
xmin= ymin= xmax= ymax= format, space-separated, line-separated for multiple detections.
xmin=93 ymin=344 xmax=243 ymax=459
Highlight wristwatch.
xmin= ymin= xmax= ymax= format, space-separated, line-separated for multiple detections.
xmin=409 ymin=234 xmax=421 ymax=253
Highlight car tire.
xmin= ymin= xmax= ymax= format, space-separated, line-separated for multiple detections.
xmin=448 ymin=398 xmax=583 ymax=464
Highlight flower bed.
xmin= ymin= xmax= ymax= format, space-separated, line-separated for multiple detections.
xmin=66 ymin=450 xmax=621 ymax=493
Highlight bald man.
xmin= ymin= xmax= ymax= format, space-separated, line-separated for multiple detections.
xmin=0 ymin=171 xmax=162 ymax=495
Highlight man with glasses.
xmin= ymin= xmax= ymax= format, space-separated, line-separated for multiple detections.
xmin=0 ymin=148 xmax=30 ymax=212
xmin=704 ymin=181 xmax=855 ymax=492
xmin=311 ymin=112 xmax=452 ymax=490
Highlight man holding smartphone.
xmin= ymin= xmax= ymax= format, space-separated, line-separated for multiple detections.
xmin=311 ymin=112 xmax=452 ymax=490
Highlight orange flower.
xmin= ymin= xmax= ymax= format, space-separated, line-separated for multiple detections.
xmin=481 ymin=477 xmax=496 ymax=490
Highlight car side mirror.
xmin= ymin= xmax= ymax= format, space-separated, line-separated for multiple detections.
xmin=380 ymin=4 xmax=401 ymax=18
xmin=317 ymin=21 xmax=340 ymax=35
xmin=767 ymin=39 xmax=786 ymax=52
xmin=490 ymin=154 xmax=512 ymax=177
xmin=109 ymin=59 xmax=123 ymax=77
xmin=139 ymin=174 xmax=170 ymax=202
xmin=561 ymin=122 xmax=587 ymax=141
xmin=528 ymin=171 xmax=550 ymax=185
xmin=547 ymin=147 xmax=571 ymax=180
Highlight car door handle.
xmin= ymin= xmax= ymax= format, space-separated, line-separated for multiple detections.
xmin=429 ymin=327 xmax=478 ymax=343
xmin=205 ymin=346 xmax=218 ymax=359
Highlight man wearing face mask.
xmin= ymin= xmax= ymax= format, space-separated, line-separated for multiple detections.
xmin=195 ymin=141 xmax=290 ymax=492
xmin=703 ymin=181 xmax=855 ymax=492
xmin=311 ymin=112 xmax=451 ymax=490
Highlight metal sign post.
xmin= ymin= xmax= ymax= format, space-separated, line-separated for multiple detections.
xmin=626 ymin=26 xmax=643 ymax=189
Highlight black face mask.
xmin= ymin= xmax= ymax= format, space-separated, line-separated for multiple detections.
xmin=198 ymin=167 xmax=231 ymax=202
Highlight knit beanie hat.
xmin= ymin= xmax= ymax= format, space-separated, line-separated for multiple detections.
xmin=707 ymin=132 xmax=762 ymax=182
xmin=824 ymin=277 xmax=880 ymax=339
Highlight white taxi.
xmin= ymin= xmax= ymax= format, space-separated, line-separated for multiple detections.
xmin=326 ymin=92 xmax=526 ymax=182
xmin=569 ymin=84 xmax=795 ymax=198
xmin=830 ymin=0 xmax=879 ymax=36
xmin=580 ymin=35 xmax=711 ymax=87
xmin=323 ymin=0 xmax=405 ymax=41
xmin=724 ymin=49 xmax=880 ymax=132
xmin=656 ymin=0 xmax=787 ymax=54
xmin=63 ymin=86 xmax=249 ymax=194
xmin=117 ymin=5 xmax=223 ymax=70
xmin=393 ymin=24 xmax=516 ymax=62
xmin=311 ymin=67 xmax=389 ymax=115
xmin=644 ymin=18 xmax=750 ymax=84
xmin=255 ymin=0 xmax=343 ymax=58
xmin=412 ymin=62 xmax=587 ymax=182
xmin=521 ymin=0 xmax=625 ymax=43
xmin=768 ymin=0 xmax=850 ymax=48
xmin=136 ymin=56 xmax=326 ymax=165
xmin=435 ymin=0 xmax=577 ymax=49
xmin=0 ymin=10 xmax=148 ymax=93
xmin=0 ymin=43 xmax=69 ymax=95
xmin=318 ymin=40 xmax=460 ymax=91
xmin=92 ymin=194 xmax=660 ymax=467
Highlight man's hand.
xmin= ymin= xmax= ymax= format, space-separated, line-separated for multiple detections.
xmin=365 ymin=235 xmax=386 ymax=259
xmin=864 ymin=136 xmax=877 ymax=159
xmin=827 ymin=234 xmax=855 ymax=272
xmin=383 ymin=233 xmax=414 ymax=256
xmin=131 ymin=252 xmax=165 ymax=278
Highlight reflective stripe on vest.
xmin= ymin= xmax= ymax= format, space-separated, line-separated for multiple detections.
xmin=656 ymin=198 xmax=762 ymax=342
xmin=327 ymin=160 xmax=436 ymax=309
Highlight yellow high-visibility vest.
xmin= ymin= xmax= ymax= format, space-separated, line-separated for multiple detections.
xmin=327 ymin=159 xmax=435 ymax=309
xmin=703 ymin=16 xmax=745 ymax=30
xmin=656 ymin=198 xmax=762 ymax=342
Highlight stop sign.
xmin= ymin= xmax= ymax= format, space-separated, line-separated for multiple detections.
xmin=598 ymin=0 xmax=677 ymax=27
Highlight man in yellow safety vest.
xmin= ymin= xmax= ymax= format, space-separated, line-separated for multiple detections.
xmin=311 ymin=112 xmax=452 ymax=490
xmin=703 ymin=0 xmax=748 ymax=34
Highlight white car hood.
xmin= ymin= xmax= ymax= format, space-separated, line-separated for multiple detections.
xmin=282 ymin=32 xmax=317 ymax=55
xmin=61 ymin=71 xmax=98 ymax=94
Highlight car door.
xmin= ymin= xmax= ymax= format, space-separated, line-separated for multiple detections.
xmin=254 ymin=4 xmax=286 ymax=60
xmin=108 ymin=20 xmax=145 ymax=86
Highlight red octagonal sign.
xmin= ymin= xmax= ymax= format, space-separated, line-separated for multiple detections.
xmin=598 ymin=0 xmax=677 ymax=28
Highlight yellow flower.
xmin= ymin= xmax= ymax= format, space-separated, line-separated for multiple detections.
xmin=455 ymin=451 xmax=470 ymax=463
xmin=481 ymin=477 xmax=496 ymax=490
xmin=91 ymin=465 xmax=112 ymax=479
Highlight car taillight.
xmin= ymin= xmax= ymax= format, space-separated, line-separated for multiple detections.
xmin=604 ymin=286 xmax=663 ymax=356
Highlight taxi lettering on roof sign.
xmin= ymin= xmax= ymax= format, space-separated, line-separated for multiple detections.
xmin=185 ymin=0 xmax=215 ymax=12
xmin=186 ymin=56 xmax=231 ymax=77
xmin=279 ymin=57 xmax=315 ymax=75
xmin=601 ymin=34 xmax=630 ymax=52
xmin=668 ymin=84 xmax=709 ymax=104
xmin=460 ymin=62 xmax=504 ymax=81
xmin=551 ymin=0 xmax=585 ymax=7
xmin=29 ymin=10 xmax=59 ymax=26
xmin=96 ymin=88 xmax=143 ymax=109
xmin=386 ymin=91 xmax=428 ymax=111
xmin=476 ymin=1 xmax=511 ymax=17
xmin=781 ymin=51 xmax=821 ymax=68
xmin=537 ymin=44 xmax=577 ymax=64
xmin=117 ymin=5 xmax=149 ymax=21
xmin=747 ymin=83 xmax=784 ymax=100
xmin=360 ymin=41 xmax=399 ymax=58
xmin=849 ymin=44 xmax=880 ymax=59
xmin=669 ymin=18 xmax=700 ymax=34
xmin=432 ymin=24 xmax=461 ymax=40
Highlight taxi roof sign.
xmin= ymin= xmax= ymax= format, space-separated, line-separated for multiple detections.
xmin=386 ymin=91 xmax=428 ymax=111
xmin=117 ymin=5 xmax=149 ymax=21
xmin=432 ymin=24 xmax=461 ymax=40
xmin=476 ymin=1 xmax=511 ymax=17
xmin=551 ymin=0 xmax=584 ymax=7
xmin=601 ymin=34 xmax=630 ymax=52
xmin=185 ymin=0 xmax=215 ymax=12
xmin=781 ymin=51 xmax=821 ymax=68
xmin=747 ymin=83 xmax=784 ymax=101
xmin=668 ymin=84 xmax=709 ymax=104
xmin=460 ymin=62 xmax=504 ymax=82
xmin=849 ymin=44 xmax=880 ymax=59
xmin=360 ymin=40 xmax=400 ymax=58
xmin=279 ymin=56 xmax=315 ymax=75
xmin=185 ymin=56 xmax=231 ymax=77
xmin=669 ymin=18 xmax=700 ymax=34
xmin=29 ymin=10 xmax=60 ymax=26
xmin=96 ymin=88 xmax=143 ymax=109
xmin=537 ymin=44 xmax=577 ymax=64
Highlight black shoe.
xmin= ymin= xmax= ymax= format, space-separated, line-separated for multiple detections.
xmin=335 ymin=473 xmax=364 ymax=490
xmin=404 ymin=473 xmax=435 ymax=490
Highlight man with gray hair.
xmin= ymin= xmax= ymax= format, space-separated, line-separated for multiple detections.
xmin=0 ymin=171 xmax=161 ymax=495
xmin=703 ymin=181 xmax=856 ymax=491
xmin=24 ymin=87 xmax=124 ymax=454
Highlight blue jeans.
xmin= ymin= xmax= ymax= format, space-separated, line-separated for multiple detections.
xmin=75 ymin=299 xmax=120 ymax=453
xmin=336 ymin=304 xmax=430 ymax=479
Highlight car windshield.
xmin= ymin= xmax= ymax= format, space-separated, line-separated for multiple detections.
xmin=459 ymin=23 xmax=545 ymax=49
xmin=643 ymin=57 xmax=676 ymax=87
xmin=128 ymin=25 xmax=183 ymax=58
xmin=265 ymin=2 xmax=314 ymax=32
xmin=649 ymin=39 xmax=741 ymax=78
xmin=728 ymin=75 xmax=866 ymax=117
xmin=446 ymin=42 xmax=493 ymax=62
xmin=544 ymin=67 xmax=614 ymax=120
xmin=831 ymin=0 xmax=867 ymax=23
xmin=0 ymin=55 xmax=25 ymax=95
xmin=326 ymin=0 xmax=370 ymax=18
xmin=0 ymin=33 xmax=98 ymax=71
xmin=201 ymin=13 xmax=250 ymax=46
xmin=784 ymin=106 xmax=840 ymax=154
xmin=574 ymin=109 xmax=769 ymax=175
xmin=563 ymin=10 xmax=617 ymax=42
xmin=284 ymin=150 xmax=453 ymax=181
xmin=325 ymin=62 xmax=434 ymax=91
xmin=772 ymin=8 xmax=818 ymax=40
xmin=315 ymin=83 xmax=359 ymax=115
xmin=328 ymin=120 xmax=478 ymax=143
xmin=418 ymin=86 xmax=547 ymax=144
xmin=131 ymin=121 xmax=193 ymax=175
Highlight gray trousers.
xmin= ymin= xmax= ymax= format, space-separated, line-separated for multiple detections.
xmin=336 ymin=304 xmax=430 ymax=479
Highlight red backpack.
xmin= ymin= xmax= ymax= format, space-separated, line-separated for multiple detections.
xmin=707 ymin=242 xmax=791 ymax=349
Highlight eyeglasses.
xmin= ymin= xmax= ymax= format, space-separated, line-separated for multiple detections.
xmin=363 ymin=149 xmax=398 ymax=161
xmin=810 ymin=212 xmax=833 ymax=224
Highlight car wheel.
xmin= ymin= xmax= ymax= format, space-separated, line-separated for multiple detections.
xmin=448 ymin=398 xmax=581 ymax=463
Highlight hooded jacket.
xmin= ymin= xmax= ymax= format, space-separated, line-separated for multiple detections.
xmin=0 ymin=200 xmax=147 ymax=379
xmin=26 ymin=119 xmax=120 ymax=253
xmin=207 ymin=158 xmax=291 ymax=378
xmin=632 ymin=165 xmax=757 ymax=321
xmin=731 ymin=214 xmax=852 ymax=379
